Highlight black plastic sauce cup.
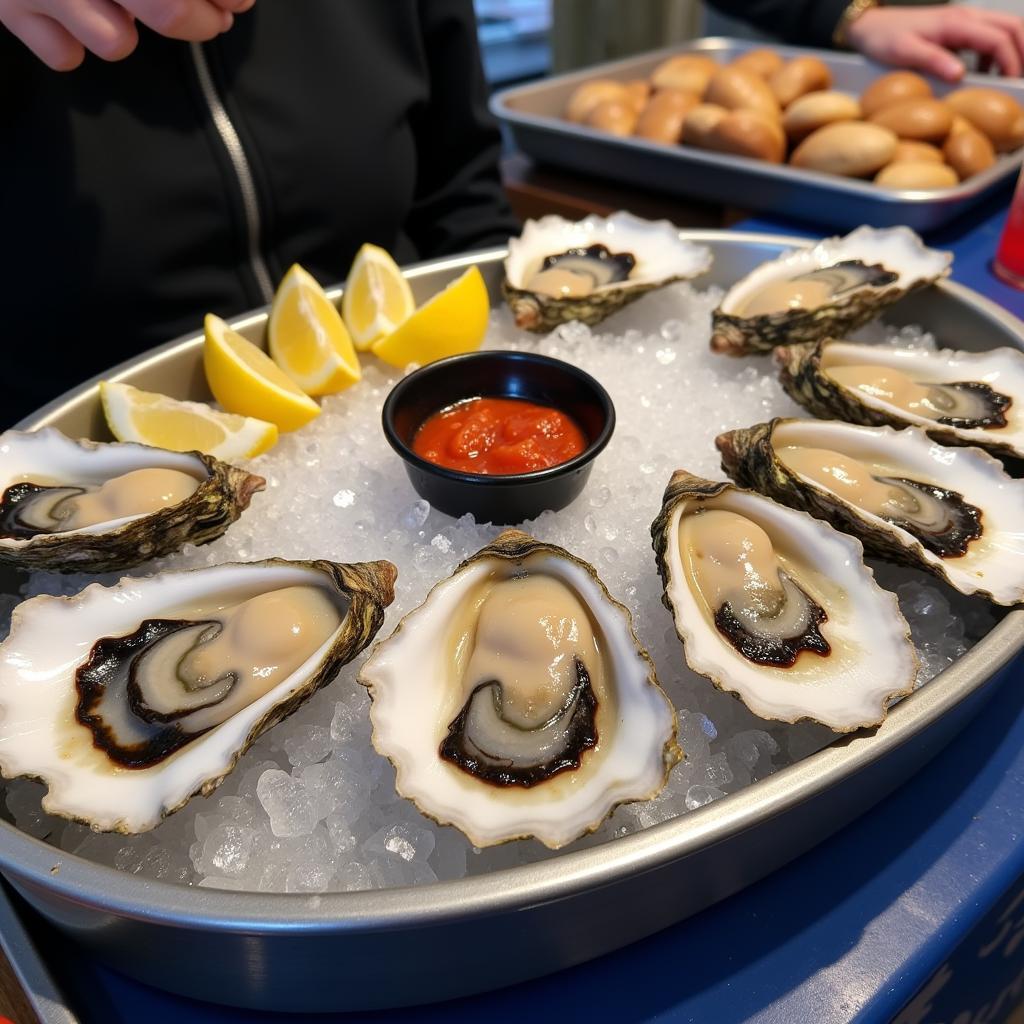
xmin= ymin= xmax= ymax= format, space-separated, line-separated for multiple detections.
xmin=382 ymin=350 xmax=616 ymax=525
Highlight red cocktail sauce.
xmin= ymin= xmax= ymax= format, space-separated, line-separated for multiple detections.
xmin=412 ymin=397 xmax=587 ymax=475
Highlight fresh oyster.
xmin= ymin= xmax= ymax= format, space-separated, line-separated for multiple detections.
xmin=358 ymin=529 xmax=679 ymax=849
xmin=717 ymin=418 xmax=1024 ymax=605
xmin=710 ymin=226 xmax=951 ymax=355
xmin=503 ymin=212 xmax=712 ymax=333
xmin=0 ymin=558 xmax=396 ymax=832
xmin=775 ymin=339 xmax=1024 ymax=459
xmin=652 ymin=471 xmax=917 ymax=732
xmin=0 ymin=429 xmax=264 ymax=573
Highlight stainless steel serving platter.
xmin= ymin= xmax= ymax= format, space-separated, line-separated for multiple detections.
xmin=492 ymin=38 xmax=1024 ymax=232
xmin=0 ymin=234 xmax=1022 ymax=1013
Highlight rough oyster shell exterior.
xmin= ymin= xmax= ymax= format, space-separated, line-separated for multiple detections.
xmin=716 ymin=418 xmax=1024 ymax=605
xmin=502 ymin=212 xmax=711 ymax=333
xmin=0 ymin=429 xmax=264 ymax=573
xmin=774 ymin=339 xmax=1024 ymax=459
xmin=710 ymin=226 xmax=951 ymax=356
xmin=0 ymin=557 xmax=397 ymax=832
xmin=359 ymin=528 xmax=680 ymax=849
xmin=652 ymin=470 xmax=917 ymax=732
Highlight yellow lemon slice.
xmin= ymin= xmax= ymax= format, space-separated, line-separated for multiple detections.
xmin=268 ymin=264 xmax=361 ymax=396
xmin=371 ymin=265 xmax=489 ymax=369
xmin=204 ymin=313 xmax=320 ymax=432
xmin=100 ymin=381 xmax=278 ymax=460
xmin=342 ymin=243 xmax=416 ymax=351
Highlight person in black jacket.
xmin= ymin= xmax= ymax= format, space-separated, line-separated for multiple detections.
xmin=709 ymin=1 xmax=1024 ymax=81
xmin=0 ymin=0 xmax=519 ymax=423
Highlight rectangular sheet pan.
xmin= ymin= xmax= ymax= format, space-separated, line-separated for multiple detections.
xmin=492 ymin=38 xmax=1024 ymax=231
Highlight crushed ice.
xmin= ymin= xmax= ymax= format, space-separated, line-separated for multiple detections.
xmin=0 ymin=282 xmax=998 ymax=892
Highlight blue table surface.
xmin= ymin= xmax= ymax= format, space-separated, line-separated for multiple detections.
xmin=27 ymin=194 xmax=1024 ymax=1024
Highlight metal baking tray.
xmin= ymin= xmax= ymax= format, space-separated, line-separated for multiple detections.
xmin=492 ymin=38 xmax=1024 ymax=232
xmin=0 ymin=234 xmax=1022 ymax=1013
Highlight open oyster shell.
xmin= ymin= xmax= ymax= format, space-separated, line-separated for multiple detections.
xmin=775 ymin=339 xmax=1024 ymax=459
xmin=0 ymin=557 xmax=396 ymax=832
xmin=358 ymin=529 xmax=680 ymax=849
xmin=0 ymin=429 xmax=264 ymax=573
xmin=652 ymin=470 xmax=917 ymax=732
xmin=717 ymin=418 xmax=1024 ymax=606
xmin=710 ymin=226 xmax=951 ymax=356
xmin=503 ymin=212 xmax=712 ymax=333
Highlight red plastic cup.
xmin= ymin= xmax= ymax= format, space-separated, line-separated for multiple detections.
xmin=994 ymin=166 xmax=1024 ymax=289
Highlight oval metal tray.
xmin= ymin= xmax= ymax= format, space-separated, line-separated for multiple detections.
xmin=1 ymin=232 xmax=1022 ymax=1013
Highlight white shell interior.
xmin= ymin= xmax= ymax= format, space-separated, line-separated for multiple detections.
xmin=0 ymin=429 xmax=208 ymax=545
xmin=663 ymin=486 xmax=917 ymax=731
xmin=772 ymin=420 xmax=1024 ymax=605
xmin=504 ymin=211 xmax=712 ymax=292
xmin=360 ymin=550 xmax=676 ymax=849
xmin=0 ymin=563 xmax=348 ymax=832
xmin=721 ymin=225 xmax=952 ymax=315
xmin=820 ymin=341 xmax=1024 ymax=455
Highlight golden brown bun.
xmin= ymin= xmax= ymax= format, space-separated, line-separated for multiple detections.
xmin=791 ymin=122 xmax=898 ymax=177
xmin=860 ymin=71 xmax=932 ymax=118
xmin=769 ymin=57 xmax=832 ymax=108
xmin=730 ymin=48 xmax=784 ymax=79
xmin=650 ymin=54 xmax=718 ymax=96
xmin=705 ymin=109 xmax=786 ymax=163
xmin=875 ymin=162 xmax=959 ymax=189
xmin=565 ymin=79 xmax=629 ymax=123
xmin=868 ymin=99 xmax=953 ymax=143
xmin=946 ymin=88 xmax=1024 ymax=152
xmin=943 ymin=128 xmax=997 ymax=179
xmin=635 ymin=89 xmax=700 ymax=143
xmin=704 ymin=66 xmax=781 ymax=120
xmin=782 ymin=91 xmax=861 ymax=143
xmin=584 ymin=98 xmax=638 ymax=137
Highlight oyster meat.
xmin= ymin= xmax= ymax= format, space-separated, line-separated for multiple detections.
xmin=775 ymin=339 xmax=1024 ymax=459
xmin=711 ymin=226 xmax=951 ymax=356
xmin=0 ymin=558 xmax=396 ymax=832
xmin=717 ymin=418 xmax=1024 ymax=605
xmin=652 ymin=471 xmax=917 ymax=731
xmin=0 ymin=429 xmax=264 ymax=572
xmin=503 ymin=212 xmax=711 ymax=333
xmin=358 ymin=529 xmax=679 ymax=849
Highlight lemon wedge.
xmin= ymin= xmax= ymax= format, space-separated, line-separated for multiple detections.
xmin=268 ymin=264 xmax=361 ymax=396
xmin=342 ymin=243 xmax=416 ymax=351
xmin=204 ymin=313 xmax=320 ymax=432
xmin=100 ymin=381 xmax=278 ymax=460
xmin=371 ymin=265 xmax=489 ymax=369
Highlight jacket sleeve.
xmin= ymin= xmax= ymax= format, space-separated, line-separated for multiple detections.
xmin=706 ymin=0 xmax=853 ymax=49
xmin=404 ymin=0 xmax=521 ymax=258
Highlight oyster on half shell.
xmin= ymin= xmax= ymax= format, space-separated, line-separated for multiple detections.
xmin=503 ymin=212 xmax=712 ymax=333
xmin=0 ymin=558 xmax=396 ymax=832
xmin=652 ymin=471 xmax=917 ymax=732
xmin=358 ymin=529 xmax=679 ymax=849
xmin=775 ymin=339 xmax=1024 ymax=459
xmin=0 ymin=429 xmax=264 ymax=573
xmin=717 ymin=418 xmax=1024 ymax=605
xmin=710 ymin=226 xmax=951 ymax=356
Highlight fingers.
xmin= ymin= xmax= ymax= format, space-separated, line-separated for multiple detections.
xmin=0 ymin=6 xmax=84 ymax=68
xmin=119 ymin=0 xmax=233 ymax=41
xmin=969 ymin=10 xmax=1024 ymax=76
xmin=937 ymin=14 xmax=1023 ymax=78
xmin=39 ymin=0 xmax=138 ymax=61
xmin=210 ymin=0 xmax=253 ymax=11
xmin=888 ymin=31 xmax=966 ymax=83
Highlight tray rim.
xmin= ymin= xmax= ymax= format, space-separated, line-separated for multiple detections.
xmin=491 ymin=35 xmax=1024 ymax=208
xmin=2 ymin=229 xmax=1022 ymax=935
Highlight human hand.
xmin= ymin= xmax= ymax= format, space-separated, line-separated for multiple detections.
xmin=0 ymin=0 xmax=255 ymax=70
xmin=846 ymin=4 xmax=1024 ymax=82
